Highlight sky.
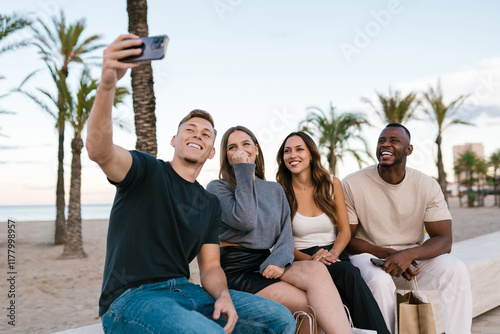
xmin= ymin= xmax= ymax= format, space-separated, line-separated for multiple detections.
xmin=1 ymin=0 xmax=499 ymax=206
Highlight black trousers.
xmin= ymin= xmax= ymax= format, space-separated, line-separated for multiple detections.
xmin=300 ymin=245 xmax=389 ymax=334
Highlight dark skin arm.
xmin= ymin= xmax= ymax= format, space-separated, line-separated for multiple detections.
xmin=347 ymin=220 xmax=452 ymax=280
xmin=346 ymin=224 xmax=398 ymax=259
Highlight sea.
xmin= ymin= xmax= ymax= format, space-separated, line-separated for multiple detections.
xmin=0 ymin=204 xmax=112 ymax=222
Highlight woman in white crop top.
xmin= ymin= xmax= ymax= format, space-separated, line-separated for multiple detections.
xmin=276 ymin=131 xmax=389 ymax=333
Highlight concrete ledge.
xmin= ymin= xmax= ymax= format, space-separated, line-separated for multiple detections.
xmin=451 ymin=231 xmax=500 ymax=317
xmin=52 ymin=323 xmax=102 ymax=334
xmin=52 ymin=231 xmax=500 ymax=334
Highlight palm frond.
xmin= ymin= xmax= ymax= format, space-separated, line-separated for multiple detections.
xmin=364 ymin=87 xmax=419 ymax=124
xmin=0 ymin=12 xmax=32 ymax=54
xmin=300 ymin=102 xmax=372 ymax=173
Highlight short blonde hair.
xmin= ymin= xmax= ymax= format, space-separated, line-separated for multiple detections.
xmin=178 ymin=109 xmax=217 ymax=137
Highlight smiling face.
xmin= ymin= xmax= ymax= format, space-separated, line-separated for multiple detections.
xmin=171 ymin=117 xmax=216 ymax=165
xmin=226 ymin=130 xmax=259 ymax=167
xmin=283 ymin=135 xmax=312 ymax=175
xmin=376 ymin=126 xmax=413 ymax=167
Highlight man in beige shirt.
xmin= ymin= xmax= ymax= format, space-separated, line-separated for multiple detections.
xmin=342 ymin=123 xmax=472 ymax=334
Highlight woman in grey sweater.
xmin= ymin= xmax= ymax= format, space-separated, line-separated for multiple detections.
xmin=207 ymin=126 xmax=351 ymax=333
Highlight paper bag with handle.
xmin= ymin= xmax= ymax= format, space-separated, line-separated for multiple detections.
xmin=396 ymin=277 xmax=437 ymax=334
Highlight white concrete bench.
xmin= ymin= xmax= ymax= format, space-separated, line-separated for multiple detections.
xmin=52 ymin=231 xmax=500 ymax=334
xmin=52 ymin=324 xmax=103 ymax=334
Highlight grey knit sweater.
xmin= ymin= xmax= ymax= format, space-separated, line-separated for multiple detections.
xmin=206 ymin=163 xmax=294 ymax=273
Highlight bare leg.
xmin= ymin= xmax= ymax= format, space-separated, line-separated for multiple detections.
xmin=257 ymin=260 xmax=351 ymax=334
xmin=257 ymin=281 xmax=312 ymax=334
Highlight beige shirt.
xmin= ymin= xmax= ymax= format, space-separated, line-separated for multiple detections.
xmin=342 ymin=164 xmax=451 ymax=248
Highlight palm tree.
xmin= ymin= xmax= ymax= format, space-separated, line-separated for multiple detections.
xmin=299 ymin=103 xmax=373 ymax=175
xmin=489 ymin=150 xmax=500 ymax=206
xmin=60 ymin=70 xmax=129 ymax=258
xmin=458 ymin=151 xmax=478 ymax=208
xmin=453 ymin=161 xmax=464 ymax=207
xmin=18 ymin=65 xmax=129 ymax=255
xmin=0 ymin=12 xmax=31 ymax=136
xmin=127 ymin=0 xmax=158 ymax=156
xmin=475 ymin=158 xmax=489 ymax=207
xmin=0 ymin=12 xmax=31 ymax=54
xmin=361 ymin=88 xmax=420 ymax=124
xmin=423 ymin=79 xmax=471 ymax=202
xmin=30 ymin=10 xmax=103 ymax=244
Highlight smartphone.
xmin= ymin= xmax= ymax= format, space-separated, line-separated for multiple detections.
xmin=370 ymin=258 xmax=385 ymax=267
xmin=120 ymin=35 xmax=169 ymax=63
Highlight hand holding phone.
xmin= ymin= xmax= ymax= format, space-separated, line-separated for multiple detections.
xmin=120 ymin=35 xmax=169 ymax=63
xmin=370 ymin=258 xmax=385 ymax=267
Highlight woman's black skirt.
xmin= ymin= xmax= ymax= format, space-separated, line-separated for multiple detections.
xmin=220 ymin=246 xmax=281 ymax=294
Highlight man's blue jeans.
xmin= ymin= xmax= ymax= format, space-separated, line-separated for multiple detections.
xmin=101 ymin=277 xmax=295 ymax=333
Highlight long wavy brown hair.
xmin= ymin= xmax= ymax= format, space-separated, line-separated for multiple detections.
xmin=276 ymin=132 xmax=337 ymax=225
xmin=219 ymin=126 xmax=265 ymax=190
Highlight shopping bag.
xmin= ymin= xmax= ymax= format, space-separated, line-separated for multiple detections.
xmin=344 ymin=305 xmax=377 ymax=334
xmin=396 ymin=278 xmax=437 ymax=334
xmin=293 ymin=305 xmax=317 ymax=334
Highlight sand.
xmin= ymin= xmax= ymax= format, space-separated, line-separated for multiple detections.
xmin=0 ymin=196 xmax=498 ymax=333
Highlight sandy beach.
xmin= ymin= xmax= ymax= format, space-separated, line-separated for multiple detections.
xmin=0 ymin=196 xmax=498 ymax=333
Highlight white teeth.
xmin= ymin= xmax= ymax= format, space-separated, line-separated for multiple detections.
xmin=381 ymin=151 xmax=393 ymax=156
xmin=290 ymin=161 xmax=300 ymax=166
xmin=188 ymin=143 xmax=201 ymax=150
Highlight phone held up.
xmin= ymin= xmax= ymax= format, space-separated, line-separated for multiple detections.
xmin=120 ymin=35 xmax=169 ymax=63
xmin=370 ymin=258 xmax=385 ymax=267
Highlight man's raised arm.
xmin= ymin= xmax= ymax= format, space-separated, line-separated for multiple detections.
xmin=86 ymin=34 xmax=143 ymax=183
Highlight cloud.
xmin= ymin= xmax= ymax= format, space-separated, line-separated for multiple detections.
xmin=395 ymin=56 xmax=500 ymax=111
xmin=0 ymin=145 xmax=21 ymax=150
xmin=461 ymin=104 xmax=500 ymax=121
xmin=0 ymin=143 xmax=52 ymax=151
xmin=0 ymin=160 xmax=47 ymax=165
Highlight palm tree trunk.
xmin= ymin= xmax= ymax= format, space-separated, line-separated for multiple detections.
xmin=435 ymin=135 xmax=448 ymax=202
xmin=494 ymin=169 xmax=498 ymax=206
xmin=328 ymin=148 xmax=337 ymax=176
xmin=467 ymin=170 xmax=474 ymax=208
xmin=55 ymin=121 xmax=65 ymax=245
xmin=127 ymin=0 xmax=158 ymax=156
xmin=60 ymin=137 xmax=87 ymax=259
xmin=457 ymin=173 xmax=463 ymax=207
xmin=476 ymin=175 xmax=480 ymax=207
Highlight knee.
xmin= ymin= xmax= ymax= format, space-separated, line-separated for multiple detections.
xmin=303 ymin=260 xmax=330 ymax=278
xmin=437 ymin=255 xmax=470 ymax=285
xmin=291 ymin=260 xmax=331 ymax=284
xmin=273 ymin=305 xmax=296 ymax=331
xmin=365 ymin=269 xmax=395 ymax=292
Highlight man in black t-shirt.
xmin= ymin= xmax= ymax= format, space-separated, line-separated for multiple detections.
xmin=87 ymin=34 xmax=295 ymax=334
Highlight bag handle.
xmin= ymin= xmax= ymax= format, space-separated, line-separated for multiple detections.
xmin=293 ymin=305 xmax=317 ymax=334
xmin=343 ymin=304 xmax=355 ymax=328
xmin=404 ymin=276 xmax=427 ymax=303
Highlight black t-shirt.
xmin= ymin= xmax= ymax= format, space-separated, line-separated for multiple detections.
xmin=98 ymin=150 xmax=221 ymax=316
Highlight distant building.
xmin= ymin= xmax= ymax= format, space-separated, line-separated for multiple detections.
xmin=453 ymin=143 xmax=484 ymax=183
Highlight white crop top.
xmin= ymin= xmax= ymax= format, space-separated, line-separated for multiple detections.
xmin=292 ymin=212 xmax=335 ymax=250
